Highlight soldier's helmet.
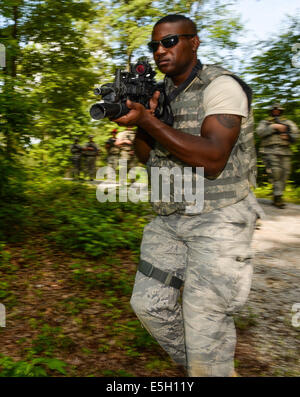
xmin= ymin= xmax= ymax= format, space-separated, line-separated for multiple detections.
xmin=270 ymin=102 xmax=284 ymax=111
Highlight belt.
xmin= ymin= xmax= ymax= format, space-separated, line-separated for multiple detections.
xmin=138 ymin=259 xmax=183 ymax=289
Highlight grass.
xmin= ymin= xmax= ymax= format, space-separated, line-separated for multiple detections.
xmin=254 ymin=183 xmax=300 ymax=204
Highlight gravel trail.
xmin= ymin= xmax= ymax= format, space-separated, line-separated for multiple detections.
xmin=236 ymin=199 xmax=300 ymax=376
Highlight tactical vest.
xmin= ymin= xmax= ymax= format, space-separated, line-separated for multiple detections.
xmin=147 ymin=64 xmax=257 ymax=215
xmin=119 ymin=130 xmax=135 ymax=152
xmin=84 ymin=142 xmax=98 ymax=156
xmin=71 ymin=144 xmax=82 ymax=158
xmin=107 ymin=138 xmax=120 ymax=156
xmin=259 ymin=118 xmax=293 ymax=149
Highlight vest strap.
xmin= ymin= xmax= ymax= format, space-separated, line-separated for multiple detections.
xmin=167 ymin=60 xmax=202 ymax=103
xmin=138 ymin=259 xmax=183 ymax=289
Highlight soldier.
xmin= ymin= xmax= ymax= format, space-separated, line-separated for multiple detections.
xmin=105 ymin=128 xmax=120 ymax=171
xmin=112 ymin=14 xmax=263 ymax=377
xmin=256 ymin=103 xmax=299 ymax=208
xmin=82 ymin=135 xmax=99 ymax=181
xmin=115 ymin=126 xmax=137 ymax=170
xmin=70 ymin=137 xmax=82 ymax=180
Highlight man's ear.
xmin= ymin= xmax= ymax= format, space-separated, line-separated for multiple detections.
xmin=192 ymin=35 xmax=201 ymax=52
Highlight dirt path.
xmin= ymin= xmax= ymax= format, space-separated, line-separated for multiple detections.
xmin=1 ymin=196 xmax=299 ymax=377
xmin=235 ymin=199 xmax=300 ymax=376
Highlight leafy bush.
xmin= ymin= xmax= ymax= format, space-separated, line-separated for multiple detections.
xmin=25 ymin=178 xmax=153 ymax=257
xmin=0 ymin=158 xmax=32 ymax=242
xmin=0 ymin=355 xmax=67 ymax=377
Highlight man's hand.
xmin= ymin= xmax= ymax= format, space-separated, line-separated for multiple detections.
xmin=113 ymin=91 xmax=160 ymax=127
xmin=116 ymin=138 xmax=132 ymax=146
xmin=271 ymin=123 xmax=288 ymax=133
xmin=280 ymin=133 xmax=290 ymax=140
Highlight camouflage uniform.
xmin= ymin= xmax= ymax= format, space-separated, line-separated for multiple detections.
xmin=256 ymin=106 xmax=299 ymax=205
xmin=117 ymin=128 xmax=138 ymax=170
xmin=130 ymin=64 xmax=262 ymax=377
xmin=106 ymin=136 xmax=120 ymax=171
xmin=70 ymin=139 xmax=82 ymax=179
xmin=83 ymin=136 xmax=99 ymax=180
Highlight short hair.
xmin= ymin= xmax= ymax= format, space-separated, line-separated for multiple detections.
xmin=153 ymin=14 xmax=197 ymax=35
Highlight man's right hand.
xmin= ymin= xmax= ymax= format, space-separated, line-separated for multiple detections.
xmin=149 ymin=91 xmax=161 ymax=115
xmin=280 ymin=133 xmax=290 ymax=140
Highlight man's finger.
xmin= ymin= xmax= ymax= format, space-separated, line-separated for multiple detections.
xmin=150 ymin=91 xmax=160 ymax=112
xmin=126 ymin=99 xmax=140 ymax=110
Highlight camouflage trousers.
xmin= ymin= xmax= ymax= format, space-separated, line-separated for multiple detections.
xmin=120 ymin=150 xmax=138 ymax=170
xmin=262 ymin=153 xmax=291 ymax=196
xmin=107 ymin=155 xmax=119 ymax=171
xmin=130 ymin=193 xmax=259 ymax=377
xmin=71 ymin=157 xmax=81 ymax=179
xmin=84 ymin=156 xmax=97 ymax=180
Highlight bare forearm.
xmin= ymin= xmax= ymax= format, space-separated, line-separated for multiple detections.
xmin=138 ymin=113 xmax=237 ymax=175
xmin=112 ymin=100 xmax=240 ymax=176
xmin=133 ymin=128 xmax=155 ymax=164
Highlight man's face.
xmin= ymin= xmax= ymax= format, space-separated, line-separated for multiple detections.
xmin=151 ymin=22 xmax=199 ymax=77
xmin=272 ymin=109 xmax=281 ymax=117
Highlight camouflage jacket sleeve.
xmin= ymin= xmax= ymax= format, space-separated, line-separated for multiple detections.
xmin=256 ymin=120 xmax=274 ymax=139
xmin=91 ymin=143 xmax=100 ymax=153
xmin=70 ymin=144 xmax=81 ymax=154
xmin=285 ymin=120 xmax=299 ymax=142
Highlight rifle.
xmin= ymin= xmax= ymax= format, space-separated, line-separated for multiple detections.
xmin=89 ymin=58 xmax=173 ymax=126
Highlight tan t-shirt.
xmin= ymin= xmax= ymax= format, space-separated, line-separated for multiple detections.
xmin=203 ymin=75 xmax=249 ymax=121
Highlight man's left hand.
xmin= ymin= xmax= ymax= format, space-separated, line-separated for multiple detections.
xmin=113 ymin=100 xmax=148 ymax=127
xmin=112 ymin=91 xmax=160 ymax=127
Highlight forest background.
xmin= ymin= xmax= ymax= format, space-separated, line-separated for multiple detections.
xmin=0 ymin=0 xmax=299 ymax=377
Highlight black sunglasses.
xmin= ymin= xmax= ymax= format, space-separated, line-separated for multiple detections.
xmin=147 ymin=34 xmax=196 ymax=53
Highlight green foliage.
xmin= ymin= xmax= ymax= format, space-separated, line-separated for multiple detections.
xmin=234 ymin=307 xmax=258 ymax=331
xmin=0 ymin=243 xmax=13 ymax=271
xmin=248 ymin=16 xmax=300 ymax=186
xmin=0 ymin=0 xmax=250 ymax=182
xmin=248 ymin=17 xmax=300 ymax=112
xmin=30 ymin=324 xmax=76 ymax=355
xmin=101 ymin=369 xmax=134 ymax=377
xmin=0 ymin=244 xmax=17 ymax=307
xmin=0 ymin=158 xmax=32 ymax=242
xmin=70 ymin=262 xmax=134 ymax=295
xmin=254 ymin=183 xmax=300 ymax=204
xmin=0 ymin=354 xmax=67 ymax=377
xmin=92 ymin=0 xmax=245 ymax=68
xmin=145 ymin=358 xmax=172 ymax=371
xmin=111 ymin=319 xmax=159 ymax=358
xmin=60 ymin=296 xmax=92 ymax=316
xmin=25 ymin=178 xmax=151 ymax=258
xmin=0 ymin=0 xmax=98 ymax=172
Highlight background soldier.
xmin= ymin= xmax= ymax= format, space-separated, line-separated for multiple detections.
xmin=82 ymin=135 xmax=99 ymax=181
xmin=105 ymin=128 xmax=120 ymax=171
xmin=256 ymin=102 xmax=299 ymax=208
xmin=116 ymin=126 xmax=137 ymax=170
xmin=70 ymin=137 xmax=82 ymax=180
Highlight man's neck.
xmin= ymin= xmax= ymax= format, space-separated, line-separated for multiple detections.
xmin=171 ymin=58 xmax=198 ymax=86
